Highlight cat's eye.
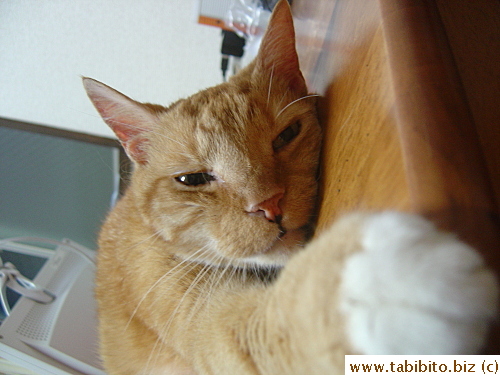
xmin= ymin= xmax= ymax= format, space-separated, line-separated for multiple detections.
xmin=175 ymin=172 xmax=215 ymax=186
xmin=273 ymin=121 xmax=301 ymax=150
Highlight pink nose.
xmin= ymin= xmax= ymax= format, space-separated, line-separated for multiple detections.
xmin=247 ymin=192 xmax=284 ymax=223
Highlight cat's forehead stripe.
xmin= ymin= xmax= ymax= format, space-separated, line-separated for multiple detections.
xmin=176 ymin=86 xmax=262 ymax=133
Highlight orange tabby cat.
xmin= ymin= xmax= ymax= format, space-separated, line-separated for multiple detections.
xmin=83 ymin=1 xmax=498 ymax=374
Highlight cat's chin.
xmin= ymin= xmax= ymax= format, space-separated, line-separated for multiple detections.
xmin=235 ymin=227 xmax=307 ymax=268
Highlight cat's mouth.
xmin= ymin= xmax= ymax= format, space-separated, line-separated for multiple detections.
xmin=278 ymin=223 xmax=287 ymax=238
xmin=276 ymin=221 xmax=314 ymax=245
xmin=242 ymin=223 xmax=313 ymax=267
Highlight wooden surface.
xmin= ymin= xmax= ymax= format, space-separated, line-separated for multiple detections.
xmin=293 ymin=0 xmax=500 ymax=352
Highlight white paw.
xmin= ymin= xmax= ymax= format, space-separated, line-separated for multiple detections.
xmin=340 ymin=212 xmax=498 ymax=354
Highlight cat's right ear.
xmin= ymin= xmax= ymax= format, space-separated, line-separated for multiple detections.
xmin=253 ymin=0 xmax=307 ymax=95
xmin=82 ymin=77 xmax=155 ymax=164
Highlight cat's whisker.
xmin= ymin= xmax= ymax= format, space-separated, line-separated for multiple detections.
xmin=252 ymin=264 xmax=262 ymax=281
xmin=116 ymin=231 xmax=164 ymax=312
xmin=267 ymin=64 xmax=275 ymax=106
xmin=336 ymin=105 xmax=356 ymax=136
xmin=144 ymin=334 xmax=166 ymax=374
xmin=122 ymin=230 xmax=163 ymax=252
xmin=164 ymin=249 xmax=217 ymax=315
xmin=143 ymin=250 xmax=218 ymax=373
xmin=148 ymin=253 xmax=221 ymax=369
xmin=207 ymin=258 xmax=232 ymax=295
xmin=277 ymin=89 xmax=289 ymax=110
xmin=248 ymin=265 xmax=257 ymax=283
xmin=276 ymin=94 xmax=321 ymax=119
xmin=182 ymin=255 xmax=233 ymax=330
xmin=240 ymin=265 xmax=248 ymax=284
xmin=226 ymin=263 xmax=240 ymax=288
xmin=185 ymin=253 xmax=227 ymax=323
xmin=123 ymin=244 xmax=211 ymax=332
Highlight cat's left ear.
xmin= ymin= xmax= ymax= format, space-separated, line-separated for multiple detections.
xmin=83 ymin=77 xmax=155 ymax=164
xmin=254 ymin=0 xmax=307 ymax=95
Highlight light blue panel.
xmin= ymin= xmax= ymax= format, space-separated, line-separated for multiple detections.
xmin=0 ymin=126 xmax=120 ymax=250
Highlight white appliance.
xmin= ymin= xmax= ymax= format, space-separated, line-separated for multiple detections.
xmin=0 ymin=239 xmax=105 ymax=375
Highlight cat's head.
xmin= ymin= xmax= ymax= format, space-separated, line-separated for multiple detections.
xmin=83 ymin=0 xmax=321 ymax=268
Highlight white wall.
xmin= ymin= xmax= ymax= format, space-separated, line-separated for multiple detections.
xmin=0 ymin=0 xmax=222 ymax=138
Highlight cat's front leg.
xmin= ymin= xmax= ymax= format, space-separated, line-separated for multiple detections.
xmin=338 ymin=212 xmax=498 ymax=355
xmin=187 ymin=212 xmax=498 ymax=374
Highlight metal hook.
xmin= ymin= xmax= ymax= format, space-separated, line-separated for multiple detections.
xmin=0 ymin=261 xmax=55 ymax=317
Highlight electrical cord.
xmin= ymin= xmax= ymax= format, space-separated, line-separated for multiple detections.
xmin=220 ymin=30 xmax=246 ymax=81
xmin=221 ymin=55 xmax=229 ymax=82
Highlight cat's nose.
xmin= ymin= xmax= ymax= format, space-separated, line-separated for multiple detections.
xmin=246 ymin=192 xmax=284 ymax=223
